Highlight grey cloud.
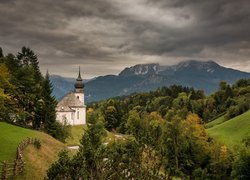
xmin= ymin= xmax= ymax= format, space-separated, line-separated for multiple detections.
xmin=0 ymin=0 xmax=249 ymax=78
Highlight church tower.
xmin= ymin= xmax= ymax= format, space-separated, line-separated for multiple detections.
xmin=74 ymin=67 xmax=85 ymax=104
xmin=56 ymin=67 xmax=86 ymax=125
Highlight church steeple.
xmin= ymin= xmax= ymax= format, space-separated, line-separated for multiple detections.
xmin=74 ymin=66 xmax=84 ymax=92
xmin=77 ymin=66 xmax=82 ymax=80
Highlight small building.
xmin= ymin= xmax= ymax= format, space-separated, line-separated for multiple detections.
xmin=56 ymin=68 xmax=86 ymax=125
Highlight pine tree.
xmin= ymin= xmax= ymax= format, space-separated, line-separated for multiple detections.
xmin=17 ymin=46 xmax=42 ymax=82
xmin=41 ymin=71 xmax=58 ymax=138
xmin=0 ymin=47 xmax=3 ymax=58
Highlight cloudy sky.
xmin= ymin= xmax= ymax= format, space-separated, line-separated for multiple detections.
xmin=0 ymin=0 xmax=250 ymax=78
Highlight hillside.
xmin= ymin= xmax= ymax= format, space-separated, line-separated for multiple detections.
xmin=51 ymin=60 xmax=250 ymax=102
xmin=0 ymin=122 xmax=65 ymax=179
xmin=0 ymin=122 xmax=38 ymax=161
xmin=207 ymin=110 xmax=250 ymax=149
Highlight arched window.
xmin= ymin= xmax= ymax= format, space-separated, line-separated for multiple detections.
xmin=77 ymin=96 xmax=79 ymax=99
xmin=77 ymin=111 xmax=79 ymax=119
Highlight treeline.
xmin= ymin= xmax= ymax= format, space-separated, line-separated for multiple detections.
xmin=47 ymin=80 xmax=250 ymax=179
xmin=89 ymin=80 xmax=250 ymax=133
xmin=0 ymin=47 xmax=68 ymax=141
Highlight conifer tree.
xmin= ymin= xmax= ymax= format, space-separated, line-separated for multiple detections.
xmin=17 ymin=46 xmax=42 ymax=82
xmin=0 ymin=47 xmax=3 ymax=58
xmin=41 ymin=71 xmax=58 ymax=137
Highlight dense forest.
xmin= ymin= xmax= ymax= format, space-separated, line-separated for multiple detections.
xmin=0 ymin=47 xmax=69 ymax=141
xmin=48 ymin=79 xmax=250 ymax=179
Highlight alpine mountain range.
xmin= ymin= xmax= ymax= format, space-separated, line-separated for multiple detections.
xmin=50 ymin=60 xmax=250 ymax=103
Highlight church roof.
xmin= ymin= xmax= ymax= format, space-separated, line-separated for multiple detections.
xmin=56 ymin=92 xmax=83 ymax=112
xmin=74 ymin=67 xmax=84 ymax=89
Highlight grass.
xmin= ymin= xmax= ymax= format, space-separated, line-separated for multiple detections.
xmin=207 ymin=110 xmax=250 ymax=149
xmin=16 ymin=132 xmax=65 ymax=180
xmin=0 ymin=122 xmax=65 ymax=180
xmin=65 ymin=125 xmax=86 ymax=146
xmin=205 ymin=115 xmax=226 ymax=128
xmin=0 ymin=122 xmax=38 ymax=161
xmin=65 ymin=124 xmax=130 ymax=146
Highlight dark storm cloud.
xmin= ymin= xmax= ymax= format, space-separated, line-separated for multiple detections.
xmin=0 ymin=0 xmax=249 ymax=78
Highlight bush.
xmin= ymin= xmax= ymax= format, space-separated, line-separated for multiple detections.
xmin=33 ymin=139 xmax=41 ymax=149
xmin=232 ymin=149 xmax=250 ymax=179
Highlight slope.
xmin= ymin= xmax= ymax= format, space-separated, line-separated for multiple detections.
xmin=0 ymin=122 xmax=65 ymax=179
xmin=206 ymin=110 xmax=250 ymax=149
xmin=0 ymin=122 xmax=38 ymax=161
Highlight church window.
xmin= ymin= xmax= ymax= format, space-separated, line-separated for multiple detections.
xmin=71 ymin=112 xmax=74 ymax=120
xmin=77 ymin=96 xmax=79 ymax=99
xmin=77 ymin=111 xmax=79 ymax=119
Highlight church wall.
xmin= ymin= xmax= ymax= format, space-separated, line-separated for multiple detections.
xmin=73 ymin=106 xmax=86 ymax=125
xmin=56 ymin=112 xmax=73 ymax=125
xmin=74 ymin=92 xmax=85 ymax=104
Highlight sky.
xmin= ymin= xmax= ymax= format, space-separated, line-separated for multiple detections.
xmin=0 ymin=0 xmax=250 ymax=78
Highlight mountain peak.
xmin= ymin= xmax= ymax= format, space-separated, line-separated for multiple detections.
xmin=174 ymin=60 xmax=220 ymax=72
xmin=119 ymin=63 xmax=160 ymax=77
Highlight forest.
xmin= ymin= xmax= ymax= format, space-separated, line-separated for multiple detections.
xmin=0 ymin=47 xmax=69 ymax=141
xmin=48 ymin=77 xmax=250 ymax=178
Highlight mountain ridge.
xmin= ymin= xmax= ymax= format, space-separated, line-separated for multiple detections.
xmin=51 ymin=60 xmax=250 ymax=103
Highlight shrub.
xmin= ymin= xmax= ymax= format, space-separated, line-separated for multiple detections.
xmin=33 ymin=139 xmax=41 ymax=149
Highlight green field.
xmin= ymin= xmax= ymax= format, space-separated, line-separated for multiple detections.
xmin=65 ymin=125 xmax=86 ymax=146
xmin=0 ymin=122 xmax=38 ymax=161
xmin=205 ymin=115 xmax=226 ymax=128
xmin=0 ymin=122 xmax=65 ymax=179
xmin=207 ymin=110 xmax=250 ymax=149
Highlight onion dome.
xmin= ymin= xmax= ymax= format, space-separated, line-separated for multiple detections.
xmin=74 ymin=67 xmax=84 ymax=89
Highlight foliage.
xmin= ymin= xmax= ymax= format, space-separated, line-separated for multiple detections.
xmin=33 ymin=139 xmax=42 ymax=149
xmin=84 ymin=78 xmax=250 ymax=178
xmin=0 ymin=47 xmax=69 ymax=142
xmin=231 ymin=140 xmax=250 ymax=179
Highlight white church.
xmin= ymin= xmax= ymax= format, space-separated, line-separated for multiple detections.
xmin=56 ymin=68 xmax=86 ymax=125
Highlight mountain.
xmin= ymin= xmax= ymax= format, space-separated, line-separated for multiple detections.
xmin=50 ymin=75 xmax=75 ymax=100
xmin=51 ymin=60 xmax=250 ymax=103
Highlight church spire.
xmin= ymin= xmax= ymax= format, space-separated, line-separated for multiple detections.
xmin=77 ymin=66 xmax=82 ymax=80
xmin=74 ymin=66 xmax=84 ymax=91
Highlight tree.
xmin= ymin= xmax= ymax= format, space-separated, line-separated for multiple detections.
xmin=0 ymin=47 xmax=3 ymax=58
xmin=47 ymin=110 xmax=107 ymax=179
xmin=161 ymin=113 xmax=210 ymax=177
xmin=104 ymin=106 xmax=118 ymax=131
xmin=17 ymin=46 xmax=42 ymax=82
xmin=40 ymin=71 xmax=62 ymax=139
xmin=0 ymin=63 xmax=16 ymax=122
xmin=125 ymin=110 xmax=142 ymax=141
xmin=47 ymin=150 xmax=72 ymax=179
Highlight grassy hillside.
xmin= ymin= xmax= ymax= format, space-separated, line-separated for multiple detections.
xmin=0 ymin=122 xmax=38 ymax=161
xmin=205 ymin=115 xmax=226 ymax=128
xmin=207 ymin=110 xmax=250 ymax=149
xmin=65 ymin=125 xmax=86 ymax=146
xmin=16 ymin=132 xmax=65 ymax=180
xmin=0 ymin=122 xmax=65 ymax=180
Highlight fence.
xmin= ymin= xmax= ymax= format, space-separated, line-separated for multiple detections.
xmin=0 ymin=137 xmax=40 ymax=180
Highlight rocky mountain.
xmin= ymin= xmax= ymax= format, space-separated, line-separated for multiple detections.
xmin=51 ymin=60 xmax=250 ymax=103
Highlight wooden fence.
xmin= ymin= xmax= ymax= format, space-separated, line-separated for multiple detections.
xmin=0 ymin=137 xmax=40 ymax=180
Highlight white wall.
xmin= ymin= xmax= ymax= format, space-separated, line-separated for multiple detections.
xmin=56 ymin=112 xmax=72 ymax=125
xmin=72 ymin=107 xmax=86 ymax=125
xmin=74 ymin=92 xmax=85 ymax=104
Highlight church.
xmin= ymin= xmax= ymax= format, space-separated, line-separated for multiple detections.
xmin=56 ymin=68 xmax=86 ymax=125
